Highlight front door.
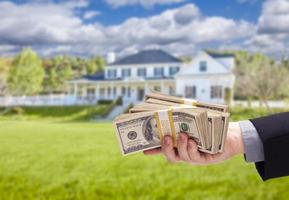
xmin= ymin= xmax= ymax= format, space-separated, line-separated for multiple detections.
xmin=137 ymin=88 xmax=144 ymax=101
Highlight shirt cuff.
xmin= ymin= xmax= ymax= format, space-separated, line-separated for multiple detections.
xmin=239 ymin=120 xmax=264 ymax=163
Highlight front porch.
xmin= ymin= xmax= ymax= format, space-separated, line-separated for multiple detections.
xmin=68 ymin=79 xmax=176 ymax=104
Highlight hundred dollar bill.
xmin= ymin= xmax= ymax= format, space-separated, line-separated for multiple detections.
xmin=130 ymin=103 xmax=224 ymax=153
xmin=144 ymin=95 xmax=230 ymax=152
xmin=114 ymin=107 xmax=208 ymax=155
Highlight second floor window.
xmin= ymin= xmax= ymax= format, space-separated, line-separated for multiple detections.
xmin=199 ymin=61 xmax=207 ymax=72
xmin=154 ymin=67 xmax=164 ymax=77
xmin=169 ymin=66 xmax=180 ymax=76
xmin=107 ymin=69 xmax=117 ymax=79
xmin=137 ymin=68 xmax=146 ymax=77
xmin=121 ymin=68 xmax=131 ymax=78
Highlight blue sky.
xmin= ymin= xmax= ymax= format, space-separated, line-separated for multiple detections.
xmin=0 ymin=0 xmax=288 ymax=58
xmin=14 ymin=0 xmax=262 ymax=25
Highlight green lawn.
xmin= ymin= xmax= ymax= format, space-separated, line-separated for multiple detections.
xmin=1 ymin=117 xmax=289 ymax=200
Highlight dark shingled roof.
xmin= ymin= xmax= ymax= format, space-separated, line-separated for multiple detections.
xmin=83 ymin=72 xmax=105 ymax=81
xmin=206 ymin=52 xmax=235 ymax=58
xmin=109 ymin=49 xmax=182 ymax=66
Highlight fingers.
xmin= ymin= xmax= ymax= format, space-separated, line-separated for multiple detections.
xmin=187 ymin=139 xmax=202 ymax=164
xmin=143 ymin=147 xmax=162 ymax=155
xmin=162 ymin=135 xmax=180 ymax=163
xmin=177 ymin=133 xmax=191 ymax=162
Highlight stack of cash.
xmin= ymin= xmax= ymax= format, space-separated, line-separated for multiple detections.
xmin=114 ymin=92 xmax=230 ymax=156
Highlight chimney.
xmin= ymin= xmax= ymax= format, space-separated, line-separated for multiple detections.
xmin=107 ymin=52 xmax=116 ymax=64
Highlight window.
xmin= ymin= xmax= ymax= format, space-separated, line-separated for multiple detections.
xmin=121 ymin=69 xmax=131 ymax=78
xmin=69 ymin=86 xmax=75 ymax=95
xmin=169 ymin=66 xmax=180 ymax=76
xmin=122 ymin=87 xmax=126 ymax=95
xmin=154 ymin=67 xmax=164 ymax=77
xmin=99 ymin=88 xmax=105 ymax=98
xmin=185 ymin=86 xmax=196 ymax=98
xmin=211 ymin=86 xmax=223 ymax=99
xmin=113 ymin=87 xmax=117 ymax=97
xmin=169 ymin=86 xmax=175 ymax=95
xmin=137 ymin=68 xmax=146 ymax=77
xmin=107 ymin=69 xmax=117 ymax=79
xmin=199 ymin=61 xmax=207 ymax=72
xmin=127 ymin=87 xmax=131 ymax=97
xmin=107 ymin=87 xmax=111 ymax=97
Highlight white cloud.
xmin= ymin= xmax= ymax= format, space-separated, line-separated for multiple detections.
xmin=105 ymin=0 xmax=186 ymax=8
xmin=0 ymin=2 xmax=256 ymax=57
xmin=83 ymin=10 xmax=101 ymax=19
xmin=244 ymin=0 xmax=289 ymax=56
xmin=258 ymin=0 xmax=289 ymax=34
xmin=0 ymin=1 xmax=105 ymax=46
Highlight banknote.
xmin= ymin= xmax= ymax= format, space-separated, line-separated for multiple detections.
xmin=114 ymin=107 xmax=208 ymax=155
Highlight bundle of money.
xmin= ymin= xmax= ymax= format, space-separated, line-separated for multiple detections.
xmin=114 ymin=92 xmax=230 ymax=156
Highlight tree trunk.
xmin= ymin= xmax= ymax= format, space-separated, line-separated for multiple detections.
xmin=247 ymin=96 xmax=252 ymax=108
xmin=261 ymin=96 xmax=272 ymax=113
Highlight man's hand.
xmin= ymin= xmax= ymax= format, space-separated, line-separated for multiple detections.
xmin=144 ymin=122 xmax=244 ymax=165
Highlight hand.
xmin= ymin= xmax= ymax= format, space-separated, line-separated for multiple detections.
xmin=144 ymin=122 xmax=244 ymax=165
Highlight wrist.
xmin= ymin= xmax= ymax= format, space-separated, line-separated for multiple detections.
xmin=227 ymin=122 xmax=245 ymax=155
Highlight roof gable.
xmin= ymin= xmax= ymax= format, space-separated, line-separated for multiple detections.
xmin=109 ymin=49 xmax=182 ymax=66
xmin=177 ymin=51 xmax=232 ymax=75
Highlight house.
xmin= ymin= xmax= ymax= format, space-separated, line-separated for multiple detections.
xmin=68 ymin=49 xmax=235 ymax=104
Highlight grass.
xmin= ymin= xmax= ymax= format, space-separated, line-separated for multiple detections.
xmin=0 ymin=107 xmax=289 ymax=199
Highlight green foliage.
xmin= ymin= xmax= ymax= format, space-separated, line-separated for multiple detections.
xmin=236 ymin=53 xmax=289 ymax=111
xmin=86 ymin=56 xmax=105 ymax=75
xmin=10 ymin=107 xmax=24 ymax=115
xmin=116 ymin=96 xmax=123 ymax=105
xmin=98 ymin=99 xmax=113 ymax=104
xmin=101 ymin=100 xmax=117 ymax=118
xmin=0 ymin=58 xmax=8 ymax=96
xmin=0 ymin=105 xmax=108 ymax=121
xmin=43 ymin=56 xmax=73 ymax=93
xmin=224 ymin=87 xmax=233 ymax=106
xmin=8 ymin=48 xmax=44 ymax=95
xmin=123 ymin=103 xmax=134 ymax=113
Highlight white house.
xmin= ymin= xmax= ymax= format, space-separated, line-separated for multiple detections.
xmin=68 ymin=49 xmax=235 ymax=104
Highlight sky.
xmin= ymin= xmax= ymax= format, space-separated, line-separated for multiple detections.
xmin=0 ymin=0 xmax=288 ymax=58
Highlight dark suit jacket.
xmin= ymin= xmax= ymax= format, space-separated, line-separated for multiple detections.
xmin=250 ymin=112 xmax=289 ymax=180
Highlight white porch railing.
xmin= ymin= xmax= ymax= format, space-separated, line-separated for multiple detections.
xmin=0 ymin=95 xmax=99 ymax=107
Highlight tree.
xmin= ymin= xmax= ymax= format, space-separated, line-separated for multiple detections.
xmin=0 ymin=58 xmax=9 ymax=96
xmin=86 ymin=56 xmax=105 ymax=75
xmin=238 ymin=53 xmax=289 ymax=112
xmin=43 ymin=56 xmax=73 ymax=93
xmin=8 ymin=48 xmax=44 ymax=96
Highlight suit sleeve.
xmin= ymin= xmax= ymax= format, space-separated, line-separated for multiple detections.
xmin=250 ymin=112 xmax=289 ymax=181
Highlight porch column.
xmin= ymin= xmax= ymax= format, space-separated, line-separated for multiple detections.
xmin=161 ymin=80 xmax=164 ymax=93
xmin=125 ymin=81 xmax=128 ymax=101
xmin=95 ymin=84 xmax=99 ymax=101
xmin=74 ymin=83 xmax=77 ymax=96
xmin=110 ymin=82 xmax=114 ymax=99
xmin=144 ymin=82 xmax=149 ymax=95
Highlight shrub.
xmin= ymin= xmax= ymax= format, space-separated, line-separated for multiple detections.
xmin=101 ymin=100 xmax=117 ymax=118
xmin=116 ymin=96 xmax=123 ymax=106
xmin=98 ymin=100 xmax=113 ymax=105
xmin=10 ymin=107 xmax=24 ymax=115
